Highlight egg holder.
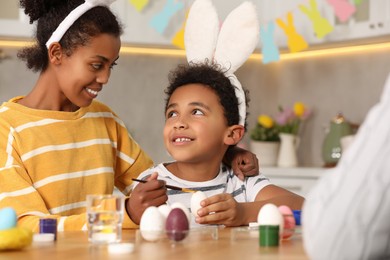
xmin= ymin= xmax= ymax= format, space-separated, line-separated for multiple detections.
xmin=135 ymin=226 xmax=219 ymax=245
xmin=230 ymin=226 xmax=298 ymax=243
xmin=230 ymin=226 xmax=260 ymax=242
xmin=0 ymin=208 xmax=33 ymax=251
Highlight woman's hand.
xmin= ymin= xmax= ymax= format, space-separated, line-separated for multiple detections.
xmin=126 ymin=172 xmax=168 ymax=224
xmin=224 ymin=146 xmax=259 ymax=180
xmin=194 ymin=193 xmax=245 ymax=227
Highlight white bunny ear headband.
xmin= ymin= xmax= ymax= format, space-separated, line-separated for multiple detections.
xmin=46 ymin=0 xmax=116 ymax=48
xmin=184 ymin=0 xmax=259 ymax=126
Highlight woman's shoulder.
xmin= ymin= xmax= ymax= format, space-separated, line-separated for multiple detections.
xmin=0 ymin=96 xmax=29 ymax=124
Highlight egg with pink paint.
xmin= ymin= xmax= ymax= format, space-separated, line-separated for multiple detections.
xmin=278 ymin=205 xmax=296 ymax=239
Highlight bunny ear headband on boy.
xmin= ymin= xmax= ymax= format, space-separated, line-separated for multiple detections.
xmin=46 ymin=0 xmax=116 ymax=48
xmin=184 ymin=0 xmax=259 ymax=126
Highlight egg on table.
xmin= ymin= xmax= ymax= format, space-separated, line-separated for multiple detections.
xmin=190 ymin=191 xmax=207 ymax=217
xmin=139 ymin=206 xmax=165 ymax=242
xmin=0 ymin=207 xmax=17 ymax=230
xmin=257 ymin=203 xmax=284 ymax=235
xmin=257 ymin=203 xmax=283 ymax=247
xmin=170 ymin=202 xmax=191 ymax=223
xmin=158 ymin=204 xmax=172 ymax=221
xmin=165 ymin=208 xmax=189 ymax=241
xmin=278 ymin=205 xmax=296 ymax=239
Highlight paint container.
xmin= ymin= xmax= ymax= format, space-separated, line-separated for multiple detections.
xmin=259 ymin=225 xmax=279 ymax=247
xmin=39 ymin=218 xmax=57 ymax=240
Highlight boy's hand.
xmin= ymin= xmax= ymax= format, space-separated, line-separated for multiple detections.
xmin=126 ymin=172 xmax=168 ymax=225
xmin=228 ymin=147 xmax=259 ymax=180
xmin=195 ymin=194 xmax=244 ymax=227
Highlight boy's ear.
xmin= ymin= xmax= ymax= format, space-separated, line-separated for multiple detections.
xmin=225 ymin=125 xmax=245 ymax=145
xmin=48 ymin=42 xmax=63 ymax=65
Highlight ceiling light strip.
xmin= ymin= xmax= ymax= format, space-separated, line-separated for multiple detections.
xmin=1 ymin=39 xmax=390 ymax=60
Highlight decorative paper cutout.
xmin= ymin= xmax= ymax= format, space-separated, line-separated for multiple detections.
xmin=150 ymin=0 xmax=184 ymax=34
xmin=327 ymin=0 xmax=356 ymax=23
xmin=260 ymin=22 xmax=280 ymax=64
xmin=172 ymin=9 xmax=189 ymax=49
xmin=300 ymin=0 xmax=334 ymax=39
xmin=128 ymin=0 xmax=149 ymax=12
xmin=141 ymin=0 xmax=363 ymax=58
xmin=171 ymin=15 xmax=186 ymax=49
xmin=276 ymin=12 xmax=308 ymax=53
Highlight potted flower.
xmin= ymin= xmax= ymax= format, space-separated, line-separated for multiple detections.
xmin=249 ymin=114 xmax=280 ymax=166
xmin=275 ymin=102 xmax=311 ymax=167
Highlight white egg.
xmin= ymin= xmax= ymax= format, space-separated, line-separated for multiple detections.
xmin=190 ymin=191 xmax=207 ymax=217
xmin=170 ymin=202 xmax=191 ymax=223
xmin=157 ymin=204 xmax=172 ymax=220
xmin=139 ymin=206 xmax=165 ymax=242
xmin=257 ymin=203 xmax=284 ymax=235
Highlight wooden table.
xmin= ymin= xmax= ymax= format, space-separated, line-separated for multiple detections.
xmin=0 ymin=227 xmax=308 ymax=260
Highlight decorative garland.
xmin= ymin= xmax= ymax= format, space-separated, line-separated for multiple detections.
xmin=128 ymin=0 xmax=363 ymax=63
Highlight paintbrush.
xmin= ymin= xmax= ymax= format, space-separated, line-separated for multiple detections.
xmin=132 ymin=178 xmax=197 ymax=193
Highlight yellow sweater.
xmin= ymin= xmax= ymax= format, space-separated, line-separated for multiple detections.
xmin=0 ymin=97 xmax=153 ymax=232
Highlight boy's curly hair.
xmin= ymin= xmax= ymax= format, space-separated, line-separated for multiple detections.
xmin=165 ymin=61 xmax=250 ymax=131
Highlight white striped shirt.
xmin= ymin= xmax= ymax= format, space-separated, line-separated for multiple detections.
xmin=135 ymin=162 xmax=271 ymax=227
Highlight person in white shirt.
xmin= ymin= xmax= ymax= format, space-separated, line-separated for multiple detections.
xmin=302 ymin=74 xmax=390 ymax=259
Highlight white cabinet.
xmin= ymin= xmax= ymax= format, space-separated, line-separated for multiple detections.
xmin=258 ymin=0 xmax=390 ymax=48
xmin=1 ymin=0 xmax=389 ymax=46
xmin=325 ymin=0 xmax=390 ymax=41
xmin=0 ymin=5 xmax=33 ymax=38
xmin=0 ymin=1 xmax=131 ymax=40
xmin=258 ymin=0 xmax=324 ymax=47
xmin=110 ymin=0 xmax=173 ymax=46
xmin=262 ymin=167 xmax=327 ymax=197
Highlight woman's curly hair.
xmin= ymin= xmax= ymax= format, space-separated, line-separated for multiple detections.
xmin=18 ymin=0 xmax=123 ymax=72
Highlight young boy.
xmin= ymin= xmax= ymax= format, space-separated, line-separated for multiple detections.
xmin=128 ymin=62 xmax=304 ymax=226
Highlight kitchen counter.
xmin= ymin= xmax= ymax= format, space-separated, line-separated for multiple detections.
xmin=261 ymin=167 xmax=328 ymax=197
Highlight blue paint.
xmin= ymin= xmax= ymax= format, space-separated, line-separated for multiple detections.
xmin=293 ymin=210 xmax=301 ymax=226
xmin=40 ymin=218 xmax=57 ymax=240
xmin=0 ymin=207 xmax=17 ymax=230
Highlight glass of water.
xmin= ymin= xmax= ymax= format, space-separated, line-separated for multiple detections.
xmin=86 ymin=194 xmax=124 ymax=244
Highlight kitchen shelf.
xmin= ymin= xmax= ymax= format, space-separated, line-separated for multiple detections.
xmin=261 ymin=167 xmax=328 ymax=197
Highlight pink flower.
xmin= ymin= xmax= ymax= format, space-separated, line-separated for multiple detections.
xmin=276 ymin=102 xmax=311 ymax=135
xmin=275 ymin=107 xmax=294 ymax=125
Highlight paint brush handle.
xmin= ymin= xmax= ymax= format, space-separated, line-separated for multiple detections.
xmin=131 ymin=178 xmax=196 ymax=193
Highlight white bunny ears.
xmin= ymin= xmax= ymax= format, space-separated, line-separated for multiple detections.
xmin=46 ymin=0 xmax=117 ymax=48
xmin=184 ymin=0 xmax=259 ymax=126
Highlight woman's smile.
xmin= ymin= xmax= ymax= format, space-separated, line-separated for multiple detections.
xmin=85 ymin=87 xmax=100 ymax=98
